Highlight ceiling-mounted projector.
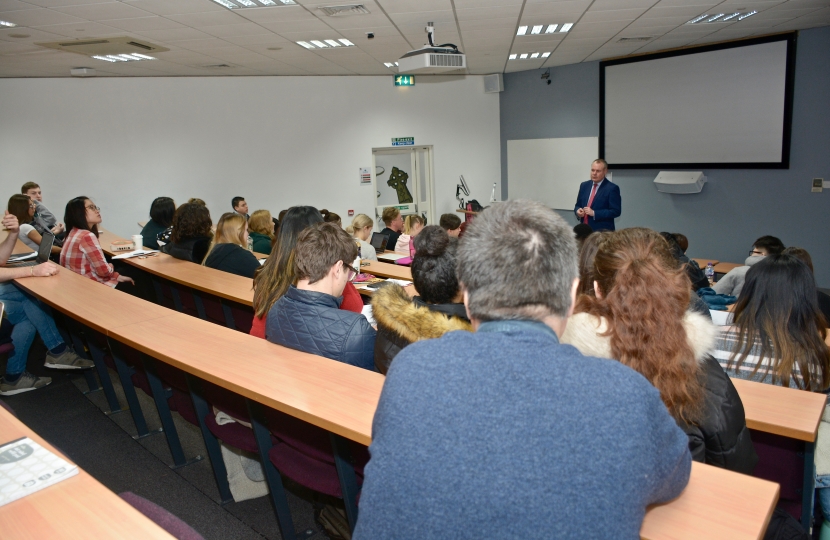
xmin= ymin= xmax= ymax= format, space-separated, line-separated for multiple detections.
xmin=397 ymin=22 xmax=466 ymax=74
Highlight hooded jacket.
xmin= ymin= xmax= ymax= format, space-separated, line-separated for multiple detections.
xmin=371 ymin=283 xmax=472 ymax=374
xmin=561 ymin=311 xmax=758 ymax=474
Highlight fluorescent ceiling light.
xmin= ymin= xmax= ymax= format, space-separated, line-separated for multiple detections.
xmin=545 ymin=24 xmax=558 ymax=33
xmin=721 ymin=12 xmax=740 ymax=21
xmin=531 ymin=25 xmax=543 ymax=35
xmin=92 ymin=55 xmax=116 ymax=62
xmin=520 ymin=53 xmax=528 ymax=59
xmin=707 ymin=14 xmax=724 ymax=22
xmin=687 ymin=14 xmax=709 ymax=24
xmin=106 ymin=55 xmax=128 ymax=62
xmin=530 ymin=52 xmax=539 ymax=58
xmin=738 ymin=10 xmax=757 ymax=20
xmin=560 ymin=23 xmax=573 ymax=32
xmin=517 ymin=26 xmax=527 ymax=36
xmin=118 ymin=54 xmax=141 ymax=60
xmin=394 ymin=62 xmax=398 ymax=66
xmin=384 ymin=63 xmax=394 ymax=67
xmin=280 ymin=0 xmax=296 ymax=4
xmin=210 ymin=0 xmax=238 ymax=8
xmin=236 ymin=0 xmax=256 ymax=6
xmin=297 ymin=41 xmax=314 ymax=49
xmin=509 ymin=54 xmax=517 ymax=60
xmin=132 ymin=53 xmax=155 ymax=60
xmin=339 ymin=38 xmax=354 ymax=46
xmin=0 ymin=20 xmax=17 ymax=28
xmin=259 ymin=0 xmax=277 ymax=4
xmin=542 ymin=52 xmax=550 ymax=58
xmin=325 ymin=39 xmax=341 ymax=47
xmin=310 ymin=40 xmax=328 ymax=48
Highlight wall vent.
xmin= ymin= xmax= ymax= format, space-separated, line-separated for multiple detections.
xmin=429 ymin=54 xmax=464 ymax=67
xmin=319 ymin=4 xmax=370 ymax=16
xmin=618 ymin=37 xmax=652 ymax=43
xmin=36 ymin=37 xmax=169 ymax=56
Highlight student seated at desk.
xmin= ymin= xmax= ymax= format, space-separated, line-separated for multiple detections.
xmin=266 ymin=223 xmax=375 ymax=370
xmin=393 ymin=214 xmax=424 ymax=254
xmin=660 ymin=232 xmax=709 ymax=291
xmin=7 ymin=194 xmax=60 ymax=256
xmin=562 ymin=228 xmax=757 ymax=473
xmin=202 ymin=213 xmax=260 ymax=279
xmin=372 ymin=226 xmax=470 ymax=374
xmin=320 ymin=208 xmax=341 ymax=228
xmin=439 ymin=213 xmax=462 ymax=238
xmin=713 ymin=235 xmax=785 ymax=297
xmin=0 ymin=213 xmax=91 ymax=396
xmin=783 ymin=246 xmax=830 ymax=324
xmin=346 ymin=213 xmax=377 ymax=261
xmin=379 ymin=207 xmax=403 ymax=252
xmin=160 ymin=202 xmax=213 ymax=263
xmin=61 ymin=197 xmax=135 ymax=290
xmin=21 ymin=181 xmax=65 ymax=242
xmin=251 ymin=206 xmax=362 ymax=339
xmin=247 ymin=210 xmax=274 ymax=255
xmin=139 ymin=197 xmax=174 ymax=250
xmin=355 ymin=201 xmax=691 ymax=539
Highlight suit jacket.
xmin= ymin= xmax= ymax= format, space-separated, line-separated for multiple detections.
xmin=573 ymin=178 xmax=621 ymax=231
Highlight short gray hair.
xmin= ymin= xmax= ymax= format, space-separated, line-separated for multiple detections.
xmin=457 ymin=200 xmax=578 ymax=321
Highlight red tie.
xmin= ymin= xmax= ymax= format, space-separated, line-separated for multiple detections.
xmin=584 ymin=182 xmax=599 ymax=224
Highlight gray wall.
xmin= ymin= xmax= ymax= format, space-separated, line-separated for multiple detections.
xmin=500 ymin=26 xmax=830 ymax=287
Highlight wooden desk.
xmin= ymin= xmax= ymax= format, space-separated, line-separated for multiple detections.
xmin=0 ymin=408 xmax=174 ymax=540
xmin=691 ymin=258 xmax=719 ymax=267
xmin=361 ymin=260 xmax=412 ymax=281
xmin=732 ymin=379 xmax=825 ymax=442
xmin=13 ymin=239 xmax=34 ymax=255
xmin=714 ymin=262 xmax=742 ymax=274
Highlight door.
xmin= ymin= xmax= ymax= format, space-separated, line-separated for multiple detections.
xmin=372 ymin=146 xmax=434 ymax=229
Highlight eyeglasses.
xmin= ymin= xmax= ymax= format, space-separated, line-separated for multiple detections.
xmin=85 ymin=205 xmax=101 ymax=212
xmin=343 ymin=260 xmax=359 ymax=282
xmin=748 ymin=249 xmax=764 ymax=256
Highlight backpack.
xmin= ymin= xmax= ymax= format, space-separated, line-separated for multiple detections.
xmin=763 ymin=508 xmax=809 ymax=540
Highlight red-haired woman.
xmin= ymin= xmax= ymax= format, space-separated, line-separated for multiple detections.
xmin=561 ymin=227 xmax=757 ymax=473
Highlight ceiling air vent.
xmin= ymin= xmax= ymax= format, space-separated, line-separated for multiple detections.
xmin=617 ymin=37 xmax=652 ymax=43
xmin=319 ymin=4 xmax=370 ymax=16
xmin=204 ymin=64 xmax=234 ymax=69
xmin=36 ymin=37 xmax=169 ymax=56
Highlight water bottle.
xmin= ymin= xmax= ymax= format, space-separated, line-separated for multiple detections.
xmin=705 ymin=263 xmax=715 ymax=286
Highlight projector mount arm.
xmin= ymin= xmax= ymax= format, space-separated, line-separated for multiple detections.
xmin=425 ymin=22 xmax=459 ymax=52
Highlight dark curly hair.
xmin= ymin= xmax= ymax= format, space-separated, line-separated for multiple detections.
xmin=411 ymin=225 xmax=459 ymax=304
xmin=171 ymin=203 xmax=212 ymax=243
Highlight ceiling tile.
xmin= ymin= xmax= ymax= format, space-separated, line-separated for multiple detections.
xmin=116 ymin=0 xmax=225 ymax=16
xmin=104 ymin=16 xmax=188 ymax=32
xmin=200 ymin=22 xmax=277 ymax=38
xmin=2 ymin=7 xmax=85 ymax=26
xmin=378 ymin=0 xmax=452 ymax=13
xmin=130 ymin=27 xmax=213 ymax=43
xmin=27 ymin=20 xmax=123 ymax=38
xmin=259 ymin=19 xmax=332 ymax=33
xmin=453 ymin=0 xmax=522 ymax=7
xmin=458 ymin=17 xmax=516 ymax=30
xmin=581 ymin=8 xmax=648 ymax=22
xmin=221 ymin=33 xmax=287 ymax=46
xmin=589 ymin=0 xmax=657 ymax=10
xmin=52 ymin=2 xmax=153 ymax=21
xmin=456 ymin=5 xmax=522 ymax=20
xmin=234 ymin=5 xmax=317 ymax=23
xmin=23 ymin=0 xmax=111 ymax=7
xmin=166 ymin=10 xmax=246 ymax=28
xmin=521 ymin=1 xmax=591 ymax=18
xmin=0 ymin=25 xmax=64 ymax=42
xmin=0 ymin=0 xmax=36 ymax=12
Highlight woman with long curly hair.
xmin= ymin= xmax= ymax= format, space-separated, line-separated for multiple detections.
xmin=160 ymin=203 xmax=213 ymax=263
xmin=561 ymin=227 xmax=757 ymax=473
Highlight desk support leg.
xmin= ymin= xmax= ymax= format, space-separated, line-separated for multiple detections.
xmin=192 ymin=292 xmax=207 ymax=320
xmin=138 ymin=353 xmax=201 ymax=469
xmin=67 ymin=320 xmax=123 ymax=414
xmin=221 ymin=302 xmax=236 ymax=331
xmin=170 ymin=286 xmax=184 ymax=313
xmin=185 ymin=374 xmax=233 ymax=505
xmin=802 ymin=441 xmax=816 ymax=531
xmin=330 ymin=434 xmax=359 ymax=532
xmin=90 ymin=336 xmax=151 ymax=431
xmin=246 ymin=400 xmax=298 ymax=540
xmin=151 ymin=278 xmax=165 ymax=306
xmin=56 ymin=314 xmax=99 ymax=393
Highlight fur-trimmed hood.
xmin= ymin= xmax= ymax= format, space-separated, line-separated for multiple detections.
xmin=561 ymin=310 xmax=717 ymax=363
xmin=372 ymin=283 xmax=472 ymax=343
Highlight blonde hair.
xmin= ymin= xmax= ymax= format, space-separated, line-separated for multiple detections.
xmin=249 ymin=209 xmax=274 ymax=240
xmin=346 ymin=213 xmax=373 ymax=236
xmin=202 ymin=212 xmax=247 ymax=265
xmin=403 ymin=214 xmax=425 ymax=234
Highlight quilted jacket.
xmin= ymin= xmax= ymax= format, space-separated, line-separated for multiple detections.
xmin=561 ymin=311 xmax=758 ymax=474
xmin=266 ymin=285 xmax=376 ymax=371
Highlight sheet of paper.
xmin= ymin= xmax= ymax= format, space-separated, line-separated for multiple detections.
xmin=710 ymin=309 xmax=734 ymax=326
xmin=111 ymin=250 xmax=159 ymax=260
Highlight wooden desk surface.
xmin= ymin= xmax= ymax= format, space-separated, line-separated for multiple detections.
xmin=13 ymin=239 xmax=34 ymax=255
xmin=13 ymin=267 xmax=169 ymax=334
xmin=108 ymin=312 xmax=384 ymax=447
xmin=691 ymin=257 xmax=719 ymax=267
xmin=732 ymin=378 xmax=825 ymax=442
xmin=0 ymin=408 xmax=174 ymax=540
xmin=640 ymin=461 xmax=777 ymax=540
xmin=361 ymin=260 xmax=412 ymax=281
xmin=714 ymin=262 xmax=742 ymax=274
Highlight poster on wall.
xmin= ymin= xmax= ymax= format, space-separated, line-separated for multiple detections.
xmin=359 ymin=167 xmax=371 ymax=184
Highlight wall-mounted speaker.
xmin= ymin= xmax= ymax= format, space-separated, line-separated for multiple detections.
xmin=484 ymin=73 xmax=503 ymax=94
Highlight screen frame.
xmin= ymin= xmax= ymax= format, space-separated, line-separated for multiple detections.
xmin=599 ymin=32 xmax=797 ymax=170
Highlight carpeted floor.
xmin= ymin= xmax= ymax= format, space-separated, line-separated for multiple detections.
xmin=0 ymin=341 xmax=332 ymax=540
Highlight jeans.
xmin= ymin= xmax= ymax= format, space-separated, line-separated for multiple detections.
xmin=0 ymin=282 xmax=65 ymax=376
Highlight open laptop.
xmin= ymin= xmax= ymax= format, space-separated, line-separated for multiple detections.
xmin=369 ymin=232 xmax=390 ymax=254
xmin=7 ymin=231 xmax=55 ymax=267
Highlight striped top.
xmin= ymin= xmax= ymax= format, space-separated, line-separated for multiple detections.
xmin=713 ymin=326 xmax=806 ymax=389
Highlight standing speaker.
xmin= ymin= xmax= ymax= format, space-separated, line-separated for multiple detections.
xmin=483 ymin=74 xmax=503 ymax=94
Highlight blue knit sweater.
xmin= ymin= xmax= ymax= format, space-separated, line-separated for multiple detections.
xmin=354 ymin=320 xmax=691 ymax=539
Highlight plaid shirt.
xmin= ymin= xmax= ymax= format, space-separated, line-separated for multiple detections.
xmin=713 ymin=326 xmax=805 ymax=389
xmin=60 ymin=228 xmax=119 ymax=288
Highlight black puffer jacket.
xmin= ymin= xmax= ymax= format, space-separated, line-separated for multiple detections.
xmin=561 ymin=311 xmax=758 ymax=474
xmin=161 ymin=236 xmax=211 ymax=264
xmin=371 ymin=283 xmax=471 ymax=374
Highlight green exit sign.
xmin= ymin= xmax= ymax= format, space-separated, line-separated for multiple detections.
xmin=394 ymin=75 xmax=415 ymax=87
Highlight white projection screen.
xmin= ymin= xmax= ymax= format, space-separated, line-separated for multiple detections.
xmin=600 ymin=34 xmax=795 ymax=169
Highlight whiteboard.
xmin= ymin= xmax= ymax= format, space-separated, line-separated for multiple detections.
xmin=507 ymin=137 xmax=599 ymax=210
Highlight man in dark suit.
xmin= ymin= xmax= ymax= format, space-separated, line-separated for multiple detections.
xmin=574 ymin=158 xmax=621 ymax=231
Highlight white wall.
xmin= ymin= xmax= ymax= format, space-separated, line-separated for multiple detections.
xmin=0 ymin=76 xmax=500 ymax=238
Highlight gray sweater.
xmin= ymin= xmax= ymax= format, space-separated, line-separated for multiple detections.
xmin=713 ymin=255 xmax=765 ymax=297
xmin=354 ymin=319 xmax=691 ymax=540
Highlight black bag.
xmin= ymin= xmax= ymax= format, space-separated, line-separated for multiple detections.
xmin=763 ymin=508 xmax=809 ymax=540
xmin=466 ymin=199 xmax=485 ymax=213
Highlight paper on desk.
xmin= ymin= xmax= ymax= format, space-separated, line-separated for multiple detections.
xmin=386 ymin=279 xmax=412 ymax=287
xmin=7 ymin=252 xmax=37 ymax=262
xmin=112 ymin=249 xmax=158 ymax=260
xmin=710 ymin=309 xmax=734 ymax=326
xmin=0 ymin=436 xmax=79 ymax=507
xmin=378 ymin=253 xmax=408 ymax=261
xmin=362 ymin=305 xmax=376 ymax=326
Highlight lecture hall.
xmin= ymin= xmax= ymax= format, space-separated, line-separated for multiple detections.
xmin=1 ymin=0 xmax=829 ymax=539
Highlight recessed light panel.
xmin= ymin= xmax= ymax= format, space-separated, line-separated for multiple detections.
xmin=509 ymin=54 xmax=517 ymax=60
xmin=531 ymin=25 xmax=543 ymax=34
xmin=688 ymin=10 xmax=758 ymax=23
xmin=519 ymin=53 xmax=528 ymax=59
xmin=545 ymin=24 xmax=558 ymax=33
xmin=560 ymin=23 xmax=573 ymax=32
xmin=297 ymin=39 xmax=355 ymax=49
xmin=310 ymin=40 xmax=328 ymax=48
xmin=210 ymin=0 xmax=295 ymax=8
xmin=520 ymin=23 xmax=570 ymax=36
xmin=0 ymin=20 xmax=17 ymax=28
xmin=738 ymin=10 xmax=757 ymax=20
xmin=517 ymin=26 xmax=528 ymax=36
xmin=541 ymin=52 xmax=550 ymax=58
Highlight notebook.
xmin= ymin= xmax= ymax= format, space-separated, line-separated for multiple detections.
xmin=0 ymin=436 xmax=79 ymax=507
xmin=369 ymin=232 xmax=390 ymax=254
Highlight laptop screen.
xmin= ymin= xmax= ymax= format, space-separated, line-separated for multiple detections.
xmin=369 ymin=232 xmax=388 ymax=250
xmin=37 ymin=232 xmax=55 ymax=263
